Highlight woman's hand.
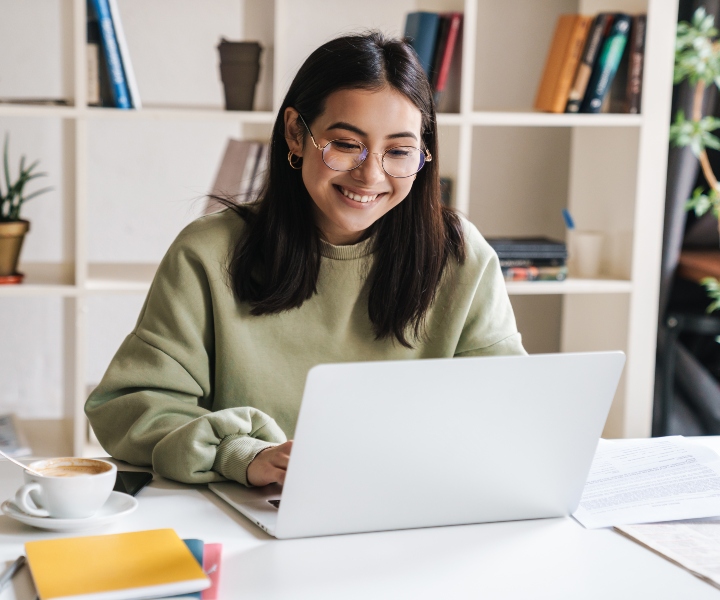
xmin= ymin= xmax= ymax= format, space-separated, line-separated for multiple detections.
xmin=247 ymin=440 xmax=293 ymax=487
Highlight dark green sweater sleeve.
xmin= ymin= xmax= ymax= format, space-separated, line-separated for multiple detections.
xmin=85 ymin=222 xmax=286 ymax=485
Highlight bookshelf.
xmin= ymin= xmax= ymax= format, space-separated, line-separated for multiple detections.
xmin=0 ymin=0 xmax=676 ymax=456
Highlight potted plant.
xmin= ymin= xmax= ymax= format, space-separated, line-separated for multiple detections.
xmin=0 ymin=135 xmax=52 ymax=283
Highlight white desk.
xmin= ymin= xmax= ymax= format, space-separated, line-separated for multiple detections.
xmin=2 ymin=439 xmax=720 ymax=600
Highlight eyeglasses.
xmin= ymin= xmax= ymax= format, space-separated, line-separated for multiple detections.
xmin=298 ymin=115 xmax=431 ymax=179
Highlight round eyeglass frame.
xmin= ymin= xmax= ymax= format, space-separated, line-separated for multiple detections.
xmin=297 ymin=114 xmax=432 ymax=179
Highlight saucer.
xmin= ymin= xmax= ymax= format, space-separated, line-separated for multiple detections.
xmin=1 ymin=491 xmax=138 ymax=531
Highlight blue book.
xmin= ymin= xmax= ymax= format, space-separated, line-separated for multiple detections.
xmin=170 ymin=539 xmax=205 ymax=599
xmin=579 ymin=14 xmax=632 ymax=113
xmin=89 ymin=0 xmax=131 ymax=109
xmin=404 ymin=12 xmax=441 ymax=78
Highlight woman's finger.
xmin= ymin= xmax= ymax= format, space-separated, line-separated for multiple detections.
xmin=271 ymin=451 xmax=290 ymax=469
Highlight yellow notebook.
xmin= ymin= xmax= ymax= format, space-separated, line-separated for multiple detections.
xmin=25 ymin=529 xmax=210 ymax=600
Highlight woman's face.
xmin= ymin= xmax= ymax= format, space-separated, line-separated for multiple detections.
xmin=285 ymin=87 xmax=424 ymax=245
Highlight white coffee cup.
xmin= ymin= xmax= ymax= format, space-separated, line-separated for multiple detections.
xmin=14 ymin=457 xmax=116 ymax=519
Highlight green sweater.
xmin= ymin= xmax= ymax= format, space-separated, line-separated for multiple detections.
xmin=86 ymin=210 xmax=525 ymax=486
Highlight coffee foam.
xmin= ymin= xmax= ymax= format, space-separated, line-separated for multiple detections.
xmin=33 ymin=458 xmax=112 ymax=478
xmin=37 ymin=465 xmax=106 ymax=477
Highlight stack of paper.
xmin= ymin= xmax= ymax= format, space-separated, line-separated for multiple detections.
xmin=616 ymin=519 xmax=720 ymax=590
xmin=573 ymin=436 xmax=720 ymax=529
xmin=573 ymin=436 xmax=720 ymax=591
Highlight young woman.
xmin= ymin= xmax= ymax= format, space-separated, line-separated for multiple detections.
xmin=85 ymin=32 xmax=525 ymax=488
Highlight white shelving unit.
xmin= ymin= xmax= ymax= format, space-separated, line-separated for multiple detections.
xmin=0 ymin=0 xmax=676 ymax=455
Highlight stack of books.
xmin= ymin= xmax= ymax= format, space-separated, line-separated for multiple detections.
xmin=403 ymin=11 xmax=463 ymax=106
xmin=24 ymin=529 xmax=222 ymax=600
xmin=486 ymin=237 xmax=568 ymax=282
xmin=87 ymin=0 xmax=141 ymax=109
xmin=534 ymin=13 xmax=646 ymax=114
xmin=205 ymin=139 xmax=269 ymax=214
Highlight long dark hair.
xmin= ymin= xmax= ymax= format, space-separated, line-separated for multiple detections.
xmin=218 ymin=31 xmax=465 ymax=348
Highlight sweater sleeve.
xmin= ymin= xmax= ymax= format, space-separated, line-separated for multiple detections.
xmin=453 ymin=224 xmax=527 ymax=358
xmin=85 ymin=221 xmax=286 ymax=486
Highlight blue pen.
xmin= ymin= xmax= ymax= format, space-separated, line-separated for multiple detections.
xmin=562 ymin=208 xmax=575 ymax=230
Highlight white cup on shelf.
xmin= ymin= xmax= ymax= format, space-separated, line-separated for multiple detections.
xmin=569 ymin=230 xmax=603 ymax=279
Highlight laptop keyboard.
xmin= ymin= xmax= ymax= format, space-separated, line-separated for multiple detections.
xmin=268 ymin=499 xmax=281 ymax=508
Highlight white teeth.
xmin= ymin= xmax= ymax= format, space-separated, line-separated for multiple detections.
xmin=339 ymin=186 xmax=378 ymax=203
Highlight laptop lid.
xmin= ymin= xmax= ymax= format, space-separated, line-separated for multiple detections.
xmin=270 ymin=351 xmax=624 ymax=538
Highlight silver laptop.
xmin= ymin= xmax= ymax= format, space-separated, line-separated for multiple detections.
xmin=209 ymin=351 xmax=625 ymax=539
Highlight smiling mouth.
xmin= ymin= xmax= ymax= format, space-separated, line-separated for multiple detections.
xmin=337 ymin=185 xmax=382 ymax=204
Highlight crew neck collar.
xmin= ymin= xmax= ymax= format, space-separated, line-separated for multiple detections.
xmin=318 ymin=235 xmax=376 ymax=260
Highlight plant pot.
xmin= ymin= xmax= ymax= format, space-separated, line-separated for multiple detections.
xmin=0 ymin=220 xmax=29 ymax=277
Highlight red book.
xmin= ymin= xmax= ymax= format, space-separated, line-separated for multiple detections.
xmin=201 ymin=543 xmax=223 ymax=600
xmin=434 ymin=12 xmax=462 ymax=93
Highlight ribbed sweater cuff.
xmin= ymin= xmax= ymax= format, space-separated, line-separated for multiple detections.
xmin=213 ymin=435 xmax=277 ymax=486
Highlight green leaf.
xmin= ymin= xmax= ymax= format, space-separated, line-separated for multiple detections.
xmin=702 ymin=277 xmax=720 ymax=313
xmin=685 ymin=187 xmax=720 ymax=216
xmin=21 ymin=186 xmax=52 ymax=203
xmin=3 ymin=135 xmax=11 ymax=198
xmin=675 ymin=9 xmax=720 ymax=87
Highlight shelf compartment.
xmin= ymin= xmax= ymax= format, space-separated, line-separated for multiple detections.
xmin=86 ymin=263 xmax=157 ymax=293
xmin=505 ymin=278 xmax=633 ymax=295
xmin=0 ymin=263 xmax=76 ymax=296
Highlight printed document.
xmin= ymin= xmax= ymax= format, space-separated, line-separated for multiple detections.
xmin=616 ymin=519 xmax=720 ymax=590
xmin=572 ymin=436 xmax=720 ymax=529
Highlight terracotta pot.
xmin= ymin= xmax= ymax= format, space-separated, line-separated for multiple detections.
xmin=0 ymin=220 xmax=30 ymax=276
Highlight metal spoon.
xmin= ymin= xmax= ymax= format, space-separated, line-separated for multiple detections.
xmin=0 ymin=449 xmax=43 ymax=476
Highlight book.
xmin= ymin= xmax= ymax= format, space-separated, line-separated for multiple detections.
xmin=247 ymin=142 xmax=269 ymax=201
xmin=486 ymin=236 xmax=568 ymax=260
xmin=238 ymin=142 xmax=262 ymax=201
xmin=206 ymin=139 xmax=259 ymax=214
xmin=86 ymin=13 xmax=101 ymax=106
xmin=606 ymin=25 xmax=631 ymax=113
xmin=0 ymin=413 xmax=31 ymax=457
xmin=89 ymin=0 xmax=131 ymax=109
xmin=626 ymin=14 xmax=646 ymax=114
xmin=86 ymin=7 xmax=113 ymax=107
xmin=502 ymin=265 xmax=568 ymax=281
xmin=174 ymin=539 xmax=223 ymax=600
xmin=404 ymin=12 xmax=441 ymax=78
xmin=534 ymin=14 xmax=593 ymax=113
xmin=201 ymin=543 xmax=223 ymax=600
xmin=499 ymin=257 xmax=565 ymax=268
xmin=25 ymin=529 xmax=210 ymax=600
xmin=107 ymin=0 xmax=141 ymax=109
xmin=172 ymin=539 xmax=204 ymax=600
xmin=432 ymin=13 xmax=462 ymax=105
xmin=607 ymin=14 xmax=647 ymax=113
xmin=429 ymin=15 xmax=451 ymax=89
xmin=579 ymin=14 xmax=632 ymax=113
xmin=566 ymin=14 xmax=613 ymax=113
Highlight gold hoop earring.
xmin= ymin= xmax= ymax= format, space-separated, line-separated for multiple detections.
xmin=287 ymin=151 xmax=302 ymax=170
